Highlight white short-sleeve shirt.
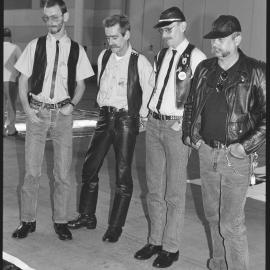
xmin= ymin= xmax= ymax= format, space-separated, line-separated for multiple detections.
xmin=15 ymin=32 xmax=94 ymax=103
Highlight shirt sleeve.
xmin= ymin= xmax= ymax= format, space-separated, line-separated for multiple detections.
xmin=137 ymin=54 xmax=155 ymax=117
xmin=76 ymin=45 xmax=95 ymax=81
xmin=190 ymin=48 xmax=207 ymax=77
xmin=15 ymin=45 xmax=22 ymax=60
xmin=14 ymin=39 xmax=38 ymax=78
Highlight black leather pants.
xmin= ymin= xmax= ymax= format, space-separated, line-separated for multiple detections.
xmin=79 ymin=107 xmax=139 ymax=228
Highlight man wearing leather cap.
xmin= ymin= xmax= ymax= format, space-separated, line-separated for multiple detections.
xmin=182 ymin=15 xmax=266 ymax=269
xmin=134 ymin=6 xmax=206 ymax=268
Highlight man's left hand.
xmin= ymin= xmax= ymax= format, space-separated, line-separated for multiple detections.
xmin=229 ymin=143 xmax=246 ymax=158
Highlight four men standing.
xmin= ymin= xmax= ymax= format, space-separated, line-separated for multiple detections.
xmin=7 ymin=1 xmax=265 ymax=269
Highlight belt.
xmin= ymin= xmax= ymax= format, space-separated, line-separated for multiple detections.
xmin=100 ymin=106 xmax=127 ymax=114
xmin=150 ymin=110 xmax=182 ymax=121
xmin=30 ymin=97 xmax=71 ymax=110
xmin=205 ymin=139 xmax=227 ymax=149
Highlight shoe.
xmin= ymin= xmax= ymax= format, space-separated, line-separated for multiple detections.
xmin=153 ymin=250 xmax=179 ymax=268
xmin=67 ymin=214 xmax=97 ymax=229
xmin=102 ymin=226 xmax=122 ymax=243
xmin=54 ymin=223 xmax=72 ymax=240
xmin=134 ymin=243 xmax=162 ymax=260
xmin=12 ymin=221 xmax=36 ymax=239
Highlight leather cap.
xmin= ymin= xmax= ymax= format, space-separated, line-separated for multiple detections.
xmin=204 ymin=15 xmax=241 ymax=39
xmin=154 ymin=6 xmax=185 ymax=28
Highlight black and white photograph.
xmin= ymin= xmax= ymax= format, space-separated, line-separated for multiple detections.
xmin=3 ymin=0 xmax=266 ymax=269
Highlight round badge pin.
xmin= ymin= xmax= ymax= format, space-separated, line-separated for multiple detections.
xmin=178 ymin=71 xmax=187 ymax=80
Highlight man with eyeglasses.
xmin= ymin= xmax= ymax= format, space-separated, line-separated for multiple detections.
xmin=134 ymin=7 xmax=206 ymax=268
xmin=182 ymin=15 xmax=265 ymax=269
xmin=12 ymin=0 xmax=94 ymax=241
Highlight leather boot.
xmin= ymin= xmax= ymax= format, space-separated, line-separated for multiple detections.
xmin=103 ymin=185 xmax=132 ymax=243
xmin=79 ymin=182 xmax=98 ymax=216
xmin=68 ymin=214 xmax=97 ymax=229
xmin=102 ymin=226 xmax=123 ymax=243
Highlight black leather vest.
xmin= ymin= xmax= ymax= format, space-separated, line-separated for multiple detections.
xmin=30 ymin=35 xmax=79 ymax=99
xmin=154 ymin=43 xmax=195 ymax=108
xmin=99 ymin=49 xmax=143 ymax=117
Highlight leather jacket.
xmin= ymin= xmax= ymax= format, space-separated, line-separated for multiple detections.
xmin=182 ymin=49 xmax=266 ymax=155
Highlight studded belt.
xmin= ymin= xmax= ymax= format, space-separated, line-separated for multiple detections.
xmin=150 ymin=110 xmax=182 ymax=121
xmin=30 ymin=97 xmax=71 ymax=110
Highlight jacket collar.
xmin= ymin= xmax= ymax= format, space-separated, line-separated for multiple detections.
xmin=206 ymin=49 xmax=249 ymax=88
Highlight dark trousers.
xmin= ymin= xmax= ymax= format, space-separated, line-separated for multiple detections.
xmin=79 ymin=107 xmax=139 ymax=228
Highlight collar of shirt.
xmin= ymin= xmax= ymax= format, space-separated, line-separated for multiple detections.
xmin=47 ymin=31 xmax=70 ymax=46
xmin=169 ymin=38 xmax=189 ymax=56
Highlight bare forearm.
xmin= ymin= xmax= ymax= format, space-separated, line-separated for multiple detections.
xmin=18 ymin=75 xmax=31 ymax=113
xmin=70 ymin=80 xmax=86 ymax=106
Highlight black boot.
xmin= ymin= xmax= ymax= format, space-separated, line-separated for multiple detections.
xmin=70 ymin=181 xmax=98 ymax=230
xmin=79 ymin=182 xmax=98 ymax=214
xmin=12 ymin=221 xmax=36 ymax=239
xmin=102 ymin=226 xmax=122 ymax=243
xmin=68 ymin=214 xmax=97 ymax=229
xmin=103 ymin=185 xmax=132 ymax=243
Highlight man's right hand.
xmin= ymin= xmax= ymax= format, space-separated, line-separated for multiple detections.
xmin=26 ymin=108 xmax=42 ymax=123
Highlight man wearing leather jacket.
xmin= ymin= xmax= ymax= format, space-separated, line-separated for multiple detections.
xmin=182 ymin=15 xmax=266 ymax=270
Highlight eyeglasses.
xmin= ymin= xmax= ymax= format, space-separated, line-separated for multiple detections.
xmin=42 ymin=14 xmax=63 ymax=23
xmin=158 ymin=24 xmax=177 ymax=35
xmin=216 ymin=71 xmax=228 ymax=93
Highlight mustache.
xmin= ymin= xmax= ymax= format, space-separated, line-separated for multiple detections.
xmin=109 ymin=45 xmax=119 ymax=49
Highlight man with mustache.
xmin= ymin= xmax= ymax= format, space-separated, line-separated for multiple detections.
xmin=182 ymin=15 xmax=266 ymax=269
xmin=134 ymin=7 xmax=206 ymax=268
xmin=12 ymin=0 xmax=94 ymax=241
xmin=68 ymin=14 xmax=153 ymax=243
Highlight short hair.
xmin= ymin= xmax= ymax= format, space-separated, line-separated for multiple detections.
xmin=43 ymin=0 xmax=67 ymax=14
xmin=102 ymin=15 xmax=130 ymax=36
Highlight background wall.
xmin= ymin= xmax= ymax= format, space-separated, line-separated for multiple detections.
xmin=127 ymin=0 xmax=266 ymax=62
xmin=4 ymin=0 xmax=266 ymax=65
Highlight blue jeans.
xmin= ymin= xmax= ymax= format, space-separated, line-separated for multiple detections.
xmin=198 ymin=143 xmax=250 ymax=270
xmin=21 ymin=108 xmax=73 ymax=223
xmin=146 ymin=115 xmax=189 ymax=252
